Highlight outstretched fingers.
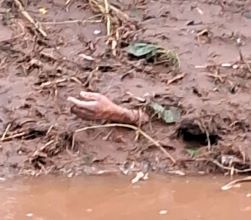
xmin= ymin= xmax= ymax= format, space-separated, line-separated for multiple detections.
xmin=79 ymin=91 xmax=101 ymax=101
xmin=67 ymin=97 xmax=97 ymax=110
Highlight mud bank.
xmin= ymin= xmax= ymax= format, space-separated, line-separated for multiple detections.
xmin=1 ymin=0 xmax=251 ymax=178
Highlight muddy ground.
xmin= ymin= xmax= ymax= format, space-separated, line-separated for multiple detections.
xmin=0 ymin=0 xmax=251 ymax=178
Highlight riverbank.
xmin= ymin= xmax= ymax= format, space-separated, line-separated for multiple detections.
xmin=1 ymin=0 xmax=251 ymax=178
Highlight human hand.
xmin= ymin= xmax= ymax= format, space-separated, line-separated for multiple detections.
xmin=67 ymin=91 xmax=121 ymax=121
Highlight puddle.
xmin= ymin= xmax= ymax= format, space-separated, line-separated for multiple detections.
xmin=0 ymin=175 xmax=251 ymax=220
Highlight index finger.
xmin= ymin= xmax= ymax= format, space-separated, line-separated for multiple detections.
xmin=79 ymin=91 xmax=101 ymax=100
xmin=67 ymin=96 xmax=97 ymax=109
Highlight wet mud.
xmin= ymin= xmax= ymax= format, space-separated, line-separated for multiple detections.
xmin=1 ymin=0 xmax=251 ymax=177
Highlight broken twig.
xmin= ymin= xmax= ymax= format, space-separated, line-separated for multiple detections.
xmin=72 ymin=123 xmax=176 ymax=164
xmin=167 ymin=73 xmax=185 ymax=85
xmin=221 ymin=176 xmax=251 ymax=191
xmin=1 ymin=124 xmax=11 ymax=141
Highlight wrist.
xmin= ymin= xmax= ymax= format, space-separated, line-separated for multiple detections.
xmin=111 ymin=105 xmax=149 ymax=125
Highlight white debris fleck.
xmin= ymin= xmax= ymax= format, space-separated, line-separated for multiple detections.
xmin=159 ymin=210 xmax=168 ymax=215
xmin=131 ymin=171 xmax=145 ymax=184
xmin=236 ymin=38 xmax=241 ymax=45
xmin=86 ymin=208 xmax=93 ymax=213
xmin=196 ymin=7 xmax=204 ymax=15
xmin=94 ymin=30 xmax=101 ymax=35
xmin=168 ymin=170 xmax=185 ymax=176
xmin=143 ymin=173 xmax=149 ymax=180
xmin=232 ymin=64 xmax=239 ymax=69
xmin=0 ymin=177 xmax=6 ymax=182
xmin=221 ymin=63 xmax=232 ymax=67
xmin=246 ymin=193 xmax=251 ymax=198
xmin=26 ymin=213 xmax=33 ymax=217
xmin=67 ymin=172 xmax=74 ymax=178
xmin=79 ymin=54 xmax=94 ymax=61
xmin=195 ymin=65 xmax=207 ymax=69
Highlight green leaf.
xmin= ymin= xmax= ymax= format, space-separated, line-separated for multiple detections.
xmin=149 ymin=102 xmax=181 ymax=124
xmin=127 ymin=43 xmax=159 ymax=57
xmin=186 ymin=148 xmax=199 ymax=158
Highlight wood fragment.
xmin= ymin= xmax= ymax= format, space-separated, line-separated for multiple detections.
xmin=1 ymin=124 xmax=11 ymax=141
xmin=1 ymin=132 xmax=26 ymax=142
xmin=32 ymin=140 xmax=55 ymax=157
xmin=221 ymin=176 xmax=251 ymax=191
xmin=167 ymin=73 xmax=185 ymax=85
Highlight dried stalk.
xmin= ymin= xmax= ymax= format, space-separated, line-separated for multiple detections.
xmin=221 ymin=176 xmax=251 ymax=191
xmin=88 ymin=0 xmax=130 ymax=54
xmin=72 ymin=123 xmax=176 ymax=164
xmin=14 ymin=0 xmax=47 ymax=38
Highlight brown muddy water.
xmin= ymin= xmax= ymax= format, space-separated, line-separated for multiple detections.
xmin=0 ymin=175 xmax=251 ymax=220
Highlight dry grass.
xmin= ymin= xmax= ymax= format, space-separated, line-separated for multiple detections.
xmin=87 ymin=0 xmax=131 ymax=55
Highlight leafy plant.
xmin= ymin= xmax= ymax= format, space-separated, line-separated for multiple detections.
xmin=127 ymin=42 xmax=159 ymax=58
xmin=127 ymin=42 xmax=180 ymax=69
xmin=148 ymin=102 xmax=181 ymax=124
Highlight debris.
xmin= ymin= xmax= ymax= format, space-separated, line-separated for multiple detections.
xmin=195 ymin=7 xmax=204 ymax=15
xmin=93 ymin=29 xmax=101 ymax=35
xmin=196 ymin=28 xmax=212 ymax=44
xmin=72 ymin=123 xmax=176 ymax=164
xmin=120 ymin=161 xmax=136 ymax=175
xmin=127 ymin=42 xmax=159 ymax=58
xmin=221 ymin=155 xmax=241 ymax=166
xmin=167 ymin=170 xmax=185 ymax=176
xmin=148 ymin=102 xmax=181 ymax=124
xmin=167 ymin=73 xmax=186 ymax=85
xmin=221 ymin=176 xmax=251 ymax=191
xmin=88 ymin=0 xmax=131 ymax=55
xmin=26 ymin=213 xmax=33 ymax=217
xmin=221 ymin=63 xmax=232 ymax=68
xmin=159 ymin=210 xmax=168 ymax=215
xmin=246 ymin=193 xmax=251 ymax=198
xmin=1 ymin=123 xmax=11 ymax=141
xmin=13 ymin=0 xmax=47 ymax=38
xmin=38 ymin=7 xmax=48 ymax=15
xmin=0 ymin=177 xmax=6 ymax=182
xmin=127 ymin=42 xmax=180 ymax=68
xmin=131 ymin=171 xmax=148 ymax=184
xmin=143 ymin=172 xmax=149 ymax=180
xmin=79 ymin=54 xmax=95 ymax=61
xmin=40 ymin=14 xmax=102 ymax=25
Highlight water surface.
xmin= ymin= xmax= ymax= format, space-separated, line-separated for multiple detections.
xmin=0 ymin=175 xmax=251 ymax=220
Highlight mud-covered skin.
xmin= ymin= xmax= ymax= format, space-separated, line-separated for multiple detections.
xmin=68 ymin=91 xmax=149 ymax=125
